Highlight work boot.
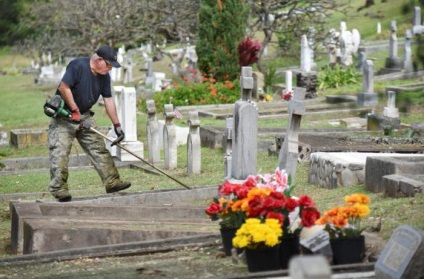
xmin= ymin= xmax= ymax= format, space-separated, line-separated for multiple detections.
xmin=54 ymin=190 xmax=72 ymax=202
xmin=106 ymin=181 xmax=132 ymax=194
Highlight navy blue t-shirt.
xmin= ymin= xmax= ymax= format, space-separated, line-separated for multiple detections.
xmin=56 ymin=57 xmax=112 ymax=114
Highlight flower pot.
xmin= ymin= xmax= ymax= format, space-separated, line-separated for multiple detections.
xmin=245 ymin=245 xmax=281 ymax=272
xmin=220 ymin=228 xmax=238 ymax=256
xmin=330 ymin=235 xmax=365 ymax=265
xmin=280 ymin=235 xmax=300 ymax=269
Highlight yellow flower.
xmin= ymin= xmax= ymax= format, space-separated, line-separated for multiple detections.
xmin=232 ymin=218 xmax=282 ymax=249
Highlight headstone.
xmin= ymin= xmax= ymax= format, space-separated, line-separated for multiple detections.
xmin=163 ymin=104 xmax=177 ymax=170
xmin=357 ymin=49 xmax=367 ymax=71
xmin=375 ymin=225 xmax=424 ymax=279
xmin=383 ymin=91 xmax=399 ymax=118
xmin=105 ymin=86 xmax=125 ymax=157
xmin=385 ymin=21 xmax=401 ymax=70
xmin=115 ymin=87 xmax=144 ymax=161
xmin=123 ymin=56 xmax=133 ymax=84
xmin=412 ymin=6 xmax=424 ymax=34
xmin=231 ymin=67 xmax=258 ymax=180
xmin=377 ymin=22 xmax=382 ymax=34
xmin=111 ymin=46 xmax=124 ymax=82
xmin=278 ymin=87 xmax=306 ymax=184
xmin=224 ymin=117 xmax=233 ymax=179
xmin=403 ymin=30 xmax=413 ymax=73
xmin=252 ymin=71 xmax=264 ymax=100
xmin=187 ymin=111 xmax=201 ymax=175
xmin=286 ymin=71 xmax=293 ymax=92
xmin=289 ymin=255 xmax=331 ymax=279
xmin=146 ymin=100 xmax=160 ymax=164
xmin=301 ymin=35 xmax=312 ymax=72
xmin=357 ymin=60 xmax=378 ymax=107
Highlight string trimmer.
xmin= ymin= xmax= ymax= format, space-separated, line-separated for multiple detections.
xmin=81 ymin=122 xmax=191 ymax=190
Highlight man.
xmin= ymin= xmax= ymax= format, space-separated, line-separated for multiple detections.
xmin=48 ymin=45 xmax=131 ymax=202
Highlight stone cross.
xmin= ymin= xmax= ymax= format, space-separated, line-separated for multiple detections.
xmin=146 ymin=100 xmax=160 ymax=164
xmin=357 ymin=60 xmax=378 ymax=107
xmin=403 ymin=30 xmax=413 ymax=73
xmin=300 ymin=35 xmax=312 ymax=72
xmin=163 ymin=104 xmax=177 ymax=170
xmin=278 ymin=87 xmax=306 ymax=184
xmin=375 ymin=225 xmax=424 ymax=279
xmin=231 ymin=67 xmax=258 ymax=180
xmin=383 ymin=91 xmax=399 ymax=118
xmin=115 ymin=87 xmax=144 ymax=161
xmin=224 ymin=117 xmax=233 ymax=179
xmin=240 ymin=67 xmax=254 ymax=101
xmin=187 ymin=111 xmax=201 ymax=175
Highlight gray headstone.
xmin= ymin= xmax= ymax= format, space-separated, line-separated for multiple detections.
xmin=403 ymin=30 xmax=413 ymax=73
xmin=375 ymin=225 xmax=424 ymax=279
xmin=413 ymin=7 xmax=421 ymax=27
xmin=187 ymin=111 xmax=201 ymax=175
xmin=357 ymin=60 xmax=378 ymax=107
xmin=146 ymin=100 xmax=160 ymax=164
xmin=278 ymin=87 xmax=306 ymax=183
xmin=383 ymin=91 xmax=399 ymax=118
xmin=163 ymin=104 xmax=177 ymax=170
xmin=225 ymin=117 xmax=233 ymax=179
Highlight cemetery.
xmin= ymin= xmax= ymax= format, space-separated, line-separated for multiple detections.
xmin=0 ymin=1 xmax=424 ymax=278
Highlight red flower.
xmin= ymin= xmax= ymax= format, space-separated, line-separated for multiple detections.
xmin=301 ymin=207 xmax=321 ymax=227
xmin=298 ymin=195 xmax=315 ymax=207
xmin=284 ymin=198 xmax=299 ymax=212
xmin=205 ymin=201 xmax=221 ymax=216
xmin=267 ymin=212 xmax=285 ymax=225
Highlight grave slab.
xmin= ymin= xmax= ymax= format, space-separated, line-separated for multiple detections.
xmin=309 ymin=153 xmax=424 ymax=188
xmin=365 ymin=156 xmax=424 ymax=193
xmin=375 ymin=225 xmax=424 ymax=279
xmin=22 ymin=218 xmax=217 ymax=254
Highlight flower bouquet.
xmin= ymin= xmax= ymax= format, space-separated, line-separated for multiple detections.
xmin=233 ymin=218 xmax=282 ymax=272
xmin=315 ymin=193 xmax=371 ymax=264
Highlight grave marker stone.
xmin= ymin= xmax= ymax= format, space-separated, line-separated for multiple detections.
xmin=231 ymin=67 xmax=258 ymax=180
xmin=375 ymin=225 xmax=424 ymax=279
xmin=403 ymin=30 xmax=413 ymax=73
xmin=163 ymin=104 xmax=177 ymax=170
xmin=357 ymin=60 xmax=378 ymax=106
xmin=383 ymin=91 xmax=399 ymax=118
xmin=412 ymin=7 xmax=424 ymax=34
xmin=385 ymin=21 xmax=401 ymax=70
xmin=224 ymin=117 xmax=233 ymax=179
xmin=187 ymin=111 xmax=201 ymax=175
xmin=278 ymin=87 xmax=306 ymax=183
xmin=115 ymin=87 xmax=144 ymax=161
xmin=146 ymin=100 xmax=160 ymax=164
xmin=106 ymin=86 xmax=125 ymax=156
xmin=301 ymin=35 xmax=312 ymax=72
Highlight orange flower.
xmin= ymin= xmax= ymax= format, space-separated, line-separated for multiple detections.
xmin=344 ymin=194 xmax=370 ymax=205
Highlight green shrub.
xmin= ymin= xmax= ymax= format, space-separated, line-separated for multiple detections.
xmin=318 ymin=64 xmax=361 ymax=90
xmin=138 ymin=78 xmax=241 ymax=112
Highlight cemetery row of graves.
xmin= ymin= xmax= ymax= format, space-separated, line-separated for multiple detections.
xmin=0 ymin=5 xmax=423 ymax=278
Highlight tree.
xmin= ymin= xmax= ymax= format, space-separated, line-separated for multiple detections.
xmin=0 ymin=0 xmax=30 ymax=46
xmin=246 ymin=0 xmax=349 ymax=72
xmin=16 ymin=0 xmax=199 ymax=63
xmin=196 ymin=0 xmax=249 ymax=81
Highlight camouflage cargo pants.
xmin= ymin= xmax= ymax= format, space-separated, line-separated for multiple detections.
xmin=48 ymin=115 xmax=121 ymax=195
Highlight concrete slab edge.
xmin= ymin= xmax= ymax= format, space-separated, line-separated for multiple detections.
xmin=0 ymin=233 xmax=220 ymax=266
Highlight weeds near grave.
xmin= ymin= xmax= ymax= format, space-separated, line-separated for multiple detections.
xmin=318 ymin=64 xmax=361 ymax=90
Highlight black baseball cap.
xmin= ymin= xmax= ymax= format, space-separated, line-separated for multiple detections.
xmin=96 ymin=45 xmax=121 ymax=68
